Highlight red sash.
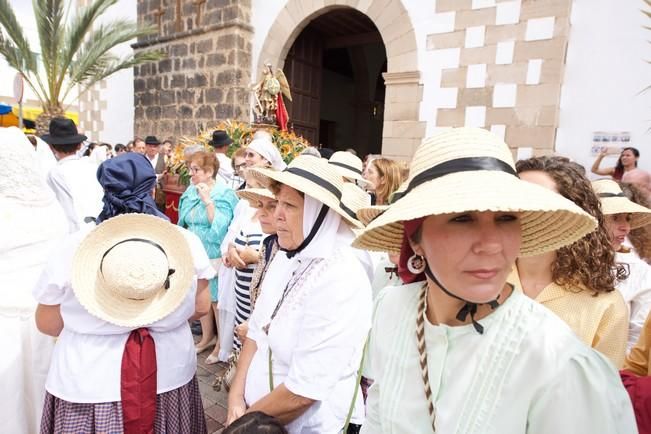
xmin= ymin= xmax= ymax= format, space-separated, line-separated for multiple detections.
xmin=621 ymin=370 xmax=651 ymax=434
xmin=121 ymin=328 xmax=157 ymax=434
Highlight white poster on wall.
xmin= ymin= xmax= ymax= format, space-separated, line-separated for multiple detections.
xmin=590 ymin=131 xmax=632 ymax=156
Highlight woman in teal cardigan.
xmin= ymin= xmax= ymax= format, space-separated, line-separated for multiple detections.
xmin=179 ymin=151 xmax=239 ymax=363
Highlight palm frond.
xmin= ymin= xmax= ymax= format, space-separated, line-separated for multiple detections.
xmin=33 ymin=0 xmax=66 ymax=105
xmin=70 ymin=50 xmax=163 ymax=103
xmin=57 ymin=0 xmax=118 ymax=96
xmin=66 ymin=19 xmax=158 ymax=87
xmin=0 ymin=0 xmax=37 ymax=71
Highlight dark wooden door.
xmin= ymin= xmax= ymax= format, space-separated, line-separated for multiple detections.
xmin=283 ymin=28 xmax=323 ymax=147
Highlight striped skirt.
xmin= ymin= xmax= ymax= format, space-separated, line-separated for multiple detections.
xmin=40 ymin=376 xmax=207 ymax=434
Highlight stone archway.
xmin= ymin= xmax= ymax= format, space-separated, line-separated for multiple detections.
xmin=257 ymin=0 xmax=425 ymax=160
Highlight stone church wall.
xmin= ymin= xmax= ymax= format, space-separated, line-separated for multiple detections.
xmin=132 ymin=0 xmax=252 ymax=139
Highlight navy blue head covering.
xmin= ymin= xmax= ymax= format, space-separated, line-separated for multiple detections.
xmin=96 ymin=153 xmax=168 ymax=223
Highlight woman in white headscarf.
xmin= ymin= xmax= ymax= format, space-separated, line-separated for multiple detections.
xmin=226 ymin=156 xmax=372 ymax=433
xmin=0 ymin=127 xmax=67 ymax=434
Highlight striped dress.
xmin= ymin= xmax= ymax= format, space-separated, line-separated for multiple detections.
xmin=233 ymin=220 xmax=264 ymax=350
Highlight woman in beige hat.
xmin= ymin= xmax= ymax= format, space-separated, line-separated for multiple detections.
xmin=355 ymin=128 xmax=636 ymax=433
xmin=213 ymin=187 xmax=279 ymax=391
xmin=514 ymin=156 xmax=628 ymax=367
xmin=593 ymin=179 xmax=651 ymax=353
xmin=33 ymin=153 xmax=215 ymax=433
xmin=227 ymin=156 xmax=372 ymax=433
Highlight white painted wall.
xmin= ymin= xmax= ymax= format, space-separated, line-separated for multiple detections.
xmin=557 ymin=0 xmax=651 ymax=175
xmin=94 ymin=0 xmax=137 ymax=144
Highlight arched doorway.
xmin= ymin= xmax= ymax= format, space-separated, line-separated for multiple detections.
xmin=282 ymin=9 xmax=387 ymax=157
xmin=257 ymin=0 xmax=424 ymax=160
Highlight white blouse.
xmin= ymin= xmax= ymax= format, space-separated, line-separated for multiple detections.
xmin=33 ymin=225 xmax=215 ymax=403
xmin=362 ymin=283 xmax=637 ymax=434
xmin=616 ymin=250 xmax=651 ymax=352
xmin=245 ymin=247 xmax=372 ymax=434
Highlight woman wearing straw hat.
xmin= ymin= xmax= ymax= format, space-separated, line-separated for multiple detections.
xmin=355 ymin=128 xmax=636 ymax=433
xmin=512 ymin=156 xmax=629 ymax=367
xmin=227 ymin=156 xmax=372 ymax=433
xmin=593 ymin=179 xmax=651 ymax=353
xmin=178 ymin=150 xmax=238 ymax=361
xmin=33 ymin=153 xmax=215 ymax=433
xmin=217 ymin=141 xmax=286 ymax=362
xmin=0 ymin=127 xmax=67 ymax=434
xmin=213 ymin=187 xmax=279 ymax=392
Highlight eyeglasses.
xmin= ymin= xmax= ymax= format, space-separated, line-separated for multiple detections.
xmin=234 ymin=162 xmax=247 ymax=170
xmin=189 ymin=166 xmax=203 ymax=173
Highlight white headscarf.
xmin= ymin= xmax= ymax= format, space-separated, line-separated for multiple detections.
xmin=247 ymin=138 xmax=287 ymax=171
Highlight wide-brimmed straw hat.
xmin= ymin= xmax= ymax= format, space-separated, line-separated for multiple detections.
xmin=353 ymin=127 xmax=597 ymax=255
xmin=340 ymin=183 xmax=370 ymax=227
xmin=236 ymin=187 xmax=275 ymax=207
xmin=249 ymin=155 xmax=363 ymax=228
xmin=71 ymin=214 xmax=194 ymax=327
xmin=329 ymin=151 xmax=368 ymax=184
xmin=592 ymin=179 xmax=651 ymax=229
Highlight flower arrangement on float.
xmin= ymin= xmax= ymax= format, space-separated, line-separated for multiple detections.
xmin=164 ymin=120 xmax=310 ymax=187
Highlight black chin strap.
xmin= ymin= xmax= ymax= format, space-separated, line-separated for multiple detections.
xmin=424 ymin=266 xmax=502 ymax=334
xmin=282 ymin=205 xmax=330 ymax=259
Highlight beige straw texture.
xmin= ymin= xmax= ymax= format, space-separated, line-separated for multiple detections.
xmin=236 ymin=188 xmax=275 ymax=207
xmin=329 ymin=151 xmax=366 ymax=182
xmin=592 ymin=179 xmax=651 ymax=229
xmin=249 ymin=156 xmax=363 ymax=228
xmin=71 ymin=214 xmax=194 ymax=327
xmin=353 ymin=128 xmax=597 ymax=255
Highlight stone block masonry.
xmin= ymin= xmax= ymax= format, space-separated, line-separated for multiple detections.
xmin=133 ymin=0 xmax=253 ymax=139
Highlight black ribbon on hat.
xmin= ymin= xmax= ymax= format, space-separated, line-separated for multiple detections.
xmin=391 ymin=156 xmax=517 ymax=334
xmin=329 ymin=161 xmax=362 ymax=175
xmin=100 ymin=238 xmax=175 ymax=290
xmin=278 ymin=167 xmax=360 ymax=259
xmin=391 ymin=156 xmax=517 ymax=202
xmin=598 ymin=192 xmax=626 ymax=198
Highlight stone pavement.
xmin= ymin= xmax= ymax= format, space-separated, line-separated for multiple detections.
xmin=195 ymin=338 xmax=229 ymax=434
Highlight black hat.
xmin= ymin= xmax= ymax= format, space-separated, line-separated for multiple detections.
xmin=41 ymin=117 xmax=87 ymax=145
xmin=209 ymin=130 xmax=233 ymax=148
xmin=144 ymin=136 xmax=161 ymax=145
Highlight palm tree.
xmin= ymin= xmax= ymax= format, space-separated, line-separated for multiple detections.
xmin=0 ymin=0 xmax=162 ymax=133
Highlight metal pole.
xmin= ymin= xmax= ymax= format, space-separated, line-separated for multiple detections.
xmin=18 ymin=101 xmax=23 ymax=129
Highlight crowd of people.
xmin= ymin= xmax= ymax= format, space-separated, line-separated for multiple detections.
xmin=5 ymin=117 xmax=651 ymax=433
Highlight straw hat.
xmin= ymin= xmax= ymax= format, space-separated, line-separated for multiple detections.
xmin=236 ymin=187 xmax=275 ymax=207
xmin=592 ymin=179 xmax=651 ymax=229
xmin=357 ymin=205 xmax=388 ymax=227
xmin=71 ymin=214 xmax=194 ymax=327
xmin=353 ymin=127 xmax=597 ymax=255
xmin=329 ymin=151 xmax=368 ymax=184
xmin=249 ymin=155 xmax=363 ymax=228
xmin=340 ymin=183 xmax=371 ymax=226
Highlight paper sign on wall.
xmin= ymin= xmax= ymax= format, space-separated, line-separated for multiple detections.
xmin=590 ymin=131 xmax=631 ymax=156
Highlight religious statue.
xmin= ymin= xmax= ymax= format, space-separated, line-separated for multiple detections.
xmin=252 ymin=63 xmax=292 ymax=131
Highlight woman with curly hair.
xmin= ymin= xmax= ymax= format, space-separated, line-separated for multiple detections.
xmin=621 ymin=182 xmax=651 ymax=262
xmin=516 ymin=156 xmax=629 ymax=367
xmin=593 ymin=179 xmax=651 ymax=353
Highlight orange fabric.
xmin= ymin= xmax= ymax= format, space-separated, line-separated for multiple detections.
xmin=625 ymin=313 xmax=651 ymax=376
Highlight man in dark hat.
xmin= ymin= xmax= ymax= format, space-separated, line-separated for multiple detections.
xmin=41 ymin=117 xmax=104 ymax=233
xmin=144 ymin=135 xmax=166 ymax=175
xmin=209 ymin=130 xmax=235 ymax=186
xmin=143 ymin=135 xmax=167 ymax=212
